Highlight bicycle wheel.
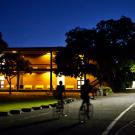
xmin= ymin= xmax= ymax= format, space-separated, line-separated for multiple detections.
xmin=52 ymin=106 xmax=59 ymax=119
xmin=79 ymin=105 xmax=87 ymax=123
xmin=63 ymin=103 xmax=69 ymax=117
xmin=88 ymin=103 xmax=94 ymax=119
xmin=52 ymin=104 xmax=63 ymax=119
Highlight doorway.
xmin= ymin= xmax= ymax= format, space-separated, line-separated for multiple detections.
xmin=77 ymin=77 xmax=84 ymax=90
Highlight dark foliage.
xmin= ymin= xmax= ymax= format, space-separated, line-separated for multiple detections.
xmin=55 ymin=16 xmax=135 ymax=91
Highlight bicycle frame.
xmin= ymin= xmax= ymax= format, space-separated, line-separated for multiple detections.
xmin=79 ymin=103 xmax=93 ymax=123
xmin=52 ymin=100 xmax=64 ymax=119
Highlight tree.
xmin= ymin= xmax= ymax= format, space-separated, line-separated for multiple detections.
xmin=55 ymin=16 xmax=135 ymax=91
xmin=55 ymin=27 xmax=98 ymax=81
xmin=0 ymin=32 xmax=8 ymax=53
xmin=0 ymin=52 xmax=32 ymax=94
xmin=94 ymin=16 xmax=135 ymax=91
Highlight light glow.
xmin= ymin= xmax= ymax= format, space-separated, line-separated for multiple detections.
xmin=0 ymin=76 xmax=4 ymax=80
xmin=132 ymin=81 xmax=135 ymax=88
xmin=57 ymin=75 xmax=65 ymax=85
xmin=12 ymin=51 xmax=17 ymax=53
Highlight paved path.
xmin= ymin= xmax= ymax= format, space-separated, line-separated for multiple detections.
xmin=0 ymin=93 xmax=135 ymax=135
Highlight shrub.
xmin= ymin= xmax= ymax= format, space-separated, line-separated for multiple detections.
xmin=101 ymin=86 xmax=113 ymax=94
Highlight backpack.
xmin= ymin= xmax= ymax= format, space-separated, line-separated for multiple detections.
xmin=80 ymin=84 xmax=92 ymax=99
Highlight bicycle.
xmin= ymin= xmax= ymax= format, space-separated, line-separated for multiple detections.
xmin=79 ymin=102 xmax=94 ymax=123
xmin=52 ymin=99 xmax=69 ymax=119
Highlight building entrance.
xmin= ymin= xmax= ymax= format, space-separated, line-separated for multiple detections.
xmin=77 ymin=77 xmax=84 ymax=90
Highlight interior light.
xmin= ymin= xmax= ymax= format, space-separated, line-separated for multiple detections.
xmin=12 ymin=51 xmax=17 ymax=53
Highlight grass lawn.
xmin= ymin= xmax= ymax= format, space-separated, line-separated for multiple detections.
xmin=0 ymin=93 xmax=57 ymax=112
xmin=0 ymin=99 xmax=57 ymax=112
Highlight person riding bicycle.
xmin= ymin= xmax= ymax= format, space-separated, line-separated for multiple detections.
xmin=80 ymin=79 xmax=92 ymax=118
xmin=56 ymin=81 xmax=65 ymax=108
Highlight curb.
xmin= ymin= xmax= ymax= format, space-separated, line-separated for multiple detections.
xmin=41 ymin=105 xmax=50 ymax=109
xmin=49 ymin=103 xmax=57 ymax=107
xmin=9 ymin=110 xmax=21 ymax=115
xmin=21 ymin=108 xmax=32 ymax=112
xmin=0 ymin=112 xmax=9 ymax=116
xmin=32 ymin=106 xmax=42 ymax=110
xmin=0 ymin=98 xmax=75 ymax=117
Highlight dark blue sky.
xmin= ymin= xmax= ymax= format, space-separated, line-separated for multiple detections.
xmin=0 ymin=0 xmax=135 ymax=48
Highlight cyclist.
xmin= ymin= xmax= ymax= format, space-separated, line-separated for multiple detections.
xmin=56 ymin=81 xmax=66 ymax=109
xmin=80 ymin=79 xmax=92 ymax=118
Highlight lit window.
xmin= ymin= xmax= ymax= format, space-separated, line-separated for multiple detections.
xmin=132 ymin=81 xmax=135 ymax=88
xmin=12 ymin=51 xmax=17 ymax=53
xmin=1 ymin=81 xmax=4 ymax=84
xmin=0 ymin=76 xmax=4 ymax=80
xmin=57 ymin=75 xmax=65 ymax=85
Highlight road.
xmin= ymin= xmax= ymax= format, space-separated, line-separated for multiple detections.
xmin=0 ymin=93 xmax=135 ymax=135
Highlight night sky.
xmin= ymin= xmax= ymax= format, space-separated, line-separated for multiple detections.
xmin=0 ymin=0 xmax=135 ymax=48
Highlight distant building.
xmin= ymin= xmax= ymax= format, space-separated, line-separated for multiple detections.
xmin=0 ymin=47 xmax=97 ymax=91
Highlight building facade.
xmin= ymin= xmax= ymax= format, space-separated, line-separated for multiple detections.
xmin=0 ymin=47 xmax=97 ymax=91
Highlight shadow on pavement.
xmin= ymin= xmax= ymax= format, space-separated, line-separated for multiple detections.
xmin=0 ymin=118 xmax=58 ymax=133
xmin=56 ymin=122 xmax=82 ymax=133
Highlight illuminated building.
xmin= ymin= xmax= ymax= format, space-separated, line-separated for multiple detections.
xmin=0 ymin=47 xmax=96 ymax=91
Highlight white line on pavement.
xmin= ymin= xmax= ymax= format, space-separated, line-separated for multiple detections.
xmin=115 ymin=119 xmax=135 ymax=135
xmin=101 ymin=102 xmax=135 ymax=135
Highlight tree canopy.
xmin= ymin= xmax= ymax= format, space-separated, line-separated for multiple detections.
xmin=0 ymin=32 xmax=8 ymax=52
xmin=0 ymin=52 xmax=32 ymax=94
xmin=55 ymin=16 xmax=135 ymax=91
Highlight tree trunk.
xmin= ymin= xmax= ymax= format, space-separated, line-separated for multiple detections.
xmin=16 ymin=71 xmax=20 ymax=91
xmin=84 ymin=73 xmax=87 ymax=82
xmin=9 ymin=80 xmax=12 ymax=94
